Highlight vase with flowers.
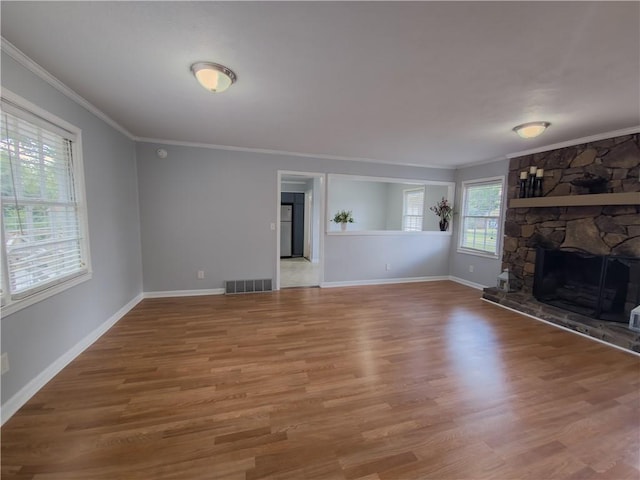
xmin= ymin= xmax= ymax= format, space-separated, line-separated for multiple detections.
xmin=430 ymin=197 xmax=453 ymax=232
xmin=331 ymin=210 xmax=355 ymax=231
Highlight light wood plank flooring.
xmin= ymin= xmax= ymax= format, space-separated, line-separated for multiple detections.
xmin=2 ymin=281 xmax=639 ymax=479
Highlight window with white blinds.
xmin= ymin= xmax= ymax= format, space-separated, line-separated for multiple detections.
xmin=458 ymin=177 xmax=504 ymax=256
xmin=1 ymin=93 xmax=90 ymax=312
xmin=402 ymin=188 xmax=424 ymax=232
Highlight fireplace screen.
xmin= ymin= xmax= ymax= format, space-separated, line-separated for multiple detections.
xmin=533 ymin=247 xmax=640 ymax=323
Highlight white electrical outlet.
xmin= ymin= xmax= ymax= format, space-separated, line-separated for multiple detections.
xmin=197 ymin=270 xmax=205 ymax=279
xmin=469 ymin=265 xmax=474 ymax=273
xmin=270 ymin=223 xmax=276 ymax=231
xmin=1 ymin=353 xmax=9 ymax=375
xmin=385 ymin=263 xmax=391 ymax=271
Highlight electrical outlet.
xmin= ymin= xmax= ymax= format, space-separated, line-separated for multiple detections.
xmin=385 ymin=263 xmax=391 ymax=271
xmin=469 ymin=265 xmax=474 ymax=273
xmin=197 ymin=270 xmax=205 ymax=279
xmin=270 ymin=223 xmax=276 ymax=231
xmin=1 ymin=353 xmax=9 ymax=375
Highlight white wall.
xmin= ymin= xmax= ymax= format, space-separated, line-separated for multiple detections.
xmin=0 ymin=52 xmax=143 ymax=408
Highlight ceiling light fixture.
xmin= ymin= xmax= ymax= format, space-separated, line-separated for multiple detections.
xmin=512 ymin=121 xmax=551 ymax=139
xmin=190 ymin=62 xmax=237 ymax=93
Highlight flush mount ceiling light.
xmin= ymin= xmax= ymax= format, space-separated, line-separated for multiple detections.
xmin=512 ymin=121 xmax=551 ymax=139
xmin=190 ymin=62 xmax=237 ymax=93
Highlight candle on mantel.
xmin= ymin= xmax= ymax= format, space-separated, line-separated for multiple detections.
xmin=518 ymin=171 xmax=528 ymax=198
xmin=534 ymin=168 xmax=544 ymax=197
xmin=529 ymin=166 xmax=537 ymax=175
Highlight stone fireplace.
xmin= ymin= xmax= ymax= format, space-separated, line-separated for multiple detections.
xmin=483 ymin=133 xmax=640 ymax=352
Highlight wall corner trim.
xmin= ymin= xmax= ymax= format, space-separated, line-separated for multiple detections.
xmin=1 ymin=293 xmax=143 ymax=425
xmin=143 ymin=289 xmax=225 ymax=298
xmin=448 ymin=276 xmax=487 ymax=290
xmin=1 ymin=37 xmax=135 ymax=140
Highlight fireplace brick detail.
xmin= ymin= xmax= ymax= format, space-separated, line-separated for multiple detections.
xmin=504 ymin=133 xmax=639 ymax=293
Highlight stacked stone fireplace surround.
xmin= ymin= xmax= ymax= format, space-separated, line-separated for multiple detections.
xmin=482 ymin=133 xmax=640 ymax=352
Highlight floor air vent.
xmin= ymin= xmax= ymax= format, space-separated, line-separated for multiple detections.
xmin=225 ymin=279 xmax=273 ymax=294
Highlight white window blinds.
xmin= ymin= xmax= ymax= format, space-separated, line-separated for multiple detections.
xmin=403 ymin=188 xmax=424 ymax=232
xmin=1 ymin=107 xmax=88 ymax=299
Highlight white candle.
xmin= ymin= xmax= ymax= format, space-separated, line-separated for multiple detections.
xmin=520 ymin=171 xmax=528 ymax=180
xmin=536 ymin=168 xmax=544 ymax=177
xmin=529 ymin=166 xmax=537 ymax=175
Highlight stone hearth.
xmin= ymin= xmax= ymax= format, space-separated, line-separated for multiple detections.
xmin=483 ymin=288 xmax=640 ymax=353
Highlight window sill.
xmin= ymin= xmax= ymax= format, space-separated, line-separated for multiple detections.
xmin=457 ymin=248 xmax=500 ymax=260
xmin=1 ymin=271 xmax=92 ymax=318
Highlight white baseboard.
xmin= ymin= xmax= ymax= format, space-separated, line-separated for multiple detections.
xmin=320 ymin=276 xmax=450 ymax=288
xmin=448 ymin=276 xmax=487 ymax=290
xmin=144 ymin=289 xmax=225 ymax=298
xmin=481 ymin=298 xmax=640 ymax=357
xmin=1 ymin=293 xmax=143 ymax=425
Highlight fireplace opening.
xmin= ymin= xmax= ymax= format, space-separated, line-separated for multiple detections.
xmin=533 ymin=247 xmax=640 ymax=323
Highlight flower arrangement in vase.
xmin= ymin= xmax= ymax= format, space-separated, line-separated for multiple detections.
xmin=430 ymin=197 xmax=453 ymax=231
xmin=331 ymin=210 xmax=354 ymax=231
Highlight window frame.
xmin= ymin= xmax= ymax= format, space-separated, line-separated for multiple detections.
xmin=402 ymin=187 xmax=425 ymax=232
xmin=457 ymin=175 xmax=505 ymax=259
xmin=1 ymin=89 xmax=92 ymax=317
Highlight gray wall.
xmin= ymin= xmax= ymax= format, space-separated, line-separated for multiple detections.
xmin=0 ymin=53 xmax=143 ymax=404
xmin=328 ymin=178 xmax=388 ymax=231
xmin=136 ymin=142 xmax=455 ymax=292
xmin=326 ymin=233 xmax=451 ymax=282
xmin=449 ymin=158 xmax=509 ymax=287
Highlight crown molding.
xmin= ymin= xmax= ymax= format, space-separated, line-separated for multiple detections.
xmin=506 ymin=126 xmax=640 ymax=159
xmin=1 ymin=37 xmax=135 ymax=140
xmin=134 ymin=136 xmax=457 ymax=170
xmin=455 ymin=155 xmax=509 ymax=170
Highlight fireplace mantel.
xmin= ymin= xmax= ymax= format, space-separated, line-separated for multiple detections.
xmin=509 ymin=192 xmax=640 ymax=209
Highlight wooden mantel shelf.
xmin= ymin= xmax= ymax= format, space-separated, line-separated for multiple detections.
xmin=509 ymin=192 xmax=640 ymax=208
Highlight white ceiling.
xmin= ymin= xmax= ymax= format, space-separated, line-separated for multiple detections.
xmin=2 ymin=2 xmax=639 ymax=168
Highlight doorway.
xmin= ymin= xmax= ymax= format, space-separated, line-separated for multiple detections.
xmin=277 ymin=172 xmax=324 ymax=289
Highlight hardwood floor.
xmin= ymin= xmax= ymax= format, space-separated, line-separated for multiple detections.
xmin=2 ymin=281 xmax=639 ymax=479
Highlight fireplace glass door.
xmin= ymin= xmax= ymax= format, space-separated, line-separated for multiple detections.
xmin=533 ymin=247 xmax=640 ymax=323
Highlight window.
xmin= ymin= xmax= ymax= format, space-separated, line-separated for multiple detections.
xmin=458 ymin=177 xmax=504 ymax=257
xmin=403 ymin=188 xmax=424 ymax=231
xmin=1 ymin=92 xmax=90 ymax=314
